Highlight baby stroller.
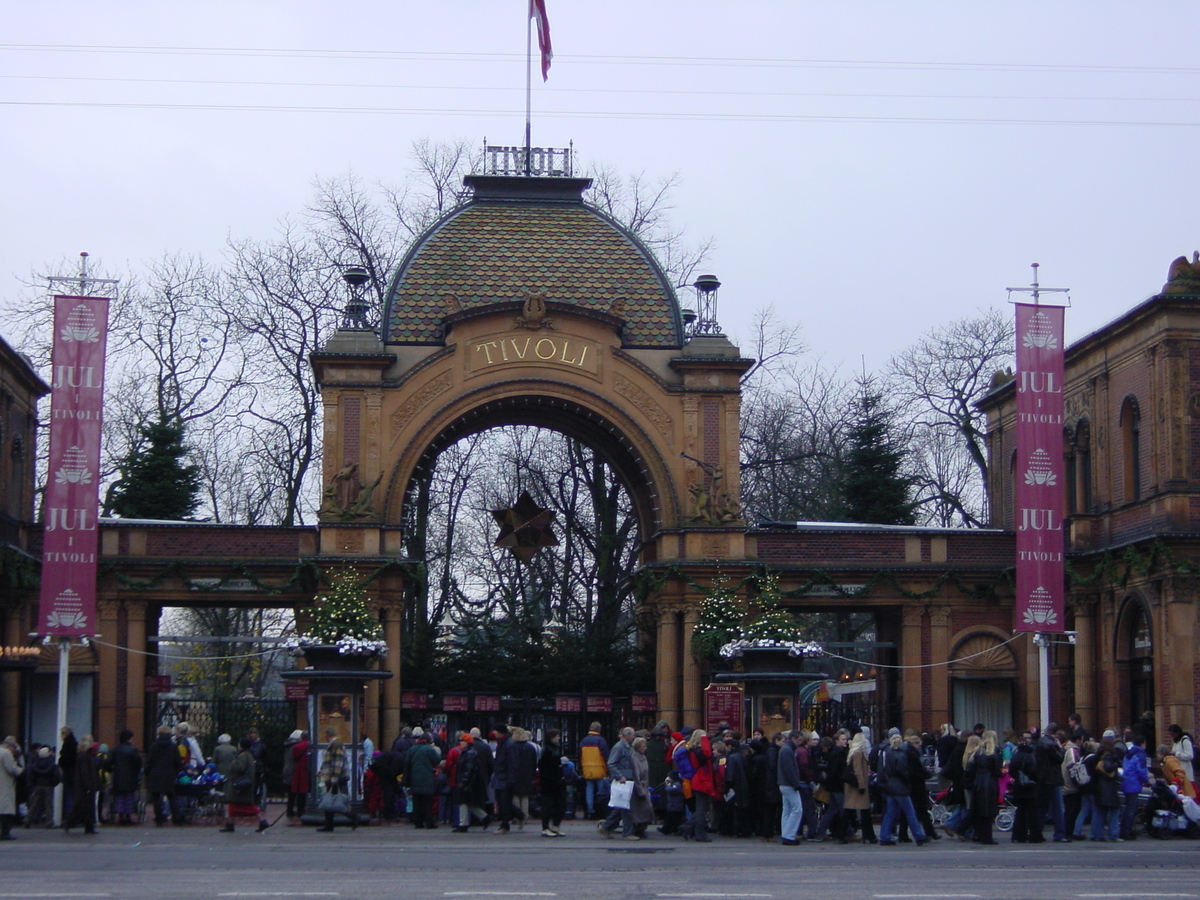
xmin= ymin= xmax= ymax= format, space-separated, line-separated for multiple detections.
xmin=1145 ymin=779 xmax=1200 ymax=839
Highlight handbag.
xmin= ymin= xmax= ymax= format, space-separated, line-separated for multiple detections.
xmin=320 ymin=784 xmax=351 ymax=814
xmin=608 ymin=780 xmax=634 ymax=810
xmin=814 ymin=785 xmax=831 ymax=805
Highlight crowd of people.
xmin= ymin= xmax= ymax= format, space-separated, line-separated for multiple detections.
xmin=0 ymin=722 xmax=277 ymax=839
xmin=0 ymin=714 xmax=1195 ymax=846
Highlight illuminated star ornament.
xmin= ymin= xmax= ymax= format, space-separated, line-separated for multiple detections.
xmin=492 ymin=491 xmax=559 ymax=564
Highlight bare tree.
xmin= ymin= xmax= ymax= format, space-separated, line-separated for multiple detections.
xmin=888 ymin=308 xmax=1014 ymax=527
xmin=584 ymin=165 xmax=713 ymax=289
xmin=740 ymin=361 xmax=856 ymax=523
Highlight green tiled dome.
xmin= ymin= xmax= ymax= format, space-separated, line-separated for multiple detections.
xmin=383 ymin=176 xmax=685 ymax=348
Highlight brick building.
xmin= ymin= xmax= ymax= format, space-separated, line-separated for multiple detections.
xmin=980 ymin=254 xmax=1200 ymax=745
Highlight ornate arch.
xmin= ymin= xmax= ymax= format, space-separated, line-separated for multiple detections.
xmin=381 ymin=377 xmax=680 ymax=540
xmin=948 ymin=627 xmax=1019 ymax=679
xmin=1114 ymin=592 xmax=1152 ymax=661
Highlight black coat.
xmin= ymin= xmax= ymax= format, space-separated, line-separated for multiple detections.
xmin=822 ymin=745 xmax=848 ymax=793
xmin=512 ymin=739 xmax=538 ymax=794
xmin=538 ymin=741 xmax=564 ymax=794
xmin=965 ymin=749 xmax=1003 ymax=818
xmin=724 ymin=747 xmax=751 ymax=808
xmin=879 ymin=746 xmax=913 ymax=797
xmin=144 ymin=735 xmax=180 ymax=793
xmin=1093 ymin=749 xmax=1123 ymax=809
xmin=1007 ymin=745 xmax=1038 ymax=800
xmin=108 ymin=742 xmax=143 ymax=794
xmin=941 ymin=739 xmax=969 ymax=805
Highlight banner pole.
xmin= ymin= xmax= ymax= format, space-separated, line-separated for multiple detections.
xmin=53 ymin=637 xmax=70 ymax=826
xmin=1037 ymin=633 xmax=1051 ymax=730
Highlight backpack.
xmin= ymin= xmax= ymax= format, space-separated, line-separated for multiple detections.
xmin=1063 ymin=746 xmax=1090 ymax=786
xmin=458 ymin=745 xmax=479 ymax=787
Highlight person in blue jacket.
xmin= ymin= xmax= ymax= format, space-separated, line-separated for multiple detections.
xmin=1120 ymin=734 xmax=1153 ymax=840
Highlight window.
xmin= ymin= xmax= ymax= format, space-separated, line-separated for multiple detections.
xmin=1120 ymin=398 xmax=1141 ymax=503
xmin=1075 ymin=419 xmax=1092 ymax=512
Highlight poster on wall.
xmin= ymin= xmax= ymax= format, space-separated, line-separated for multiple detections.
xmin=758 ymin=695 xmax=793 ymax=734
xmin=704 ymin=683 xmax=744 ymax=734
xmin=1013 ymin=301 xmax=1067 ymax=633
xmin=318 ymin=693 xmax=353 ymax=744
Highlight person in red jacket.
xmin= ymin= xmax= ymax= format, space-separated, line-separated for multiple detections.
xmin=676 ymin=729 xmax=718 ymax=842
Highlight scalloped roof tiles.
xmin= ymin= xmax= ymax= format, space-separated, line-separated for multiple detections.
xmin=384 ymin=202 xmax=681 ymax=347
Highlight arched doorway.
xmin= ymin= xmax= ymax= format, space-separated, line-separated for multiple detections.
xmin=1116 ymin=595 xmax=1154 ymax=745
xmin=949 ymin=631 xmax=1018 ymax=732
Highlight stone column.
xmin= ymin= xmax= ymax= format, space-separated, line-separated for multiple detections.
xmin=1070 ymin=595 xmax=1096 ymax=732
xmin=1164 ymin=576 xmax=1198 ymax=730
xmin=380 ymin=601 xmax=404 ymax=743
xmin=96 ymin=600 xmax=120 ymax=744
xmin=900 ymin=605 xmax=925 ymax=728
xmin=123 ymin=602 xmax=148 ymax=738
xmin=656 ymin=605 xmax=682 ymax=730
xmin=681 ymin=605 xmax=702 ymax=727
xmin=929 ymin=606 xmax=952 ymax=728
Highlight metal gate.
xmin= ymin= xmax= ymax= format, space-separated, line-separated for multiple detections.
xmin=153 ymin=697 xmax=298 ymax=794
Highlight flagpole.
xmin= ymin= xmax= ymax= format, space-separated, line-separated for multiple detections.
xmin=524 ymin=0 xmax=533 ymax=175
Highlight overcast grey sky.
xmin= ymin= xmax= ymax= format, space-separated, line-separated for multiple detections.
xmin=4 ymin=2 xmax=1198 ymax=370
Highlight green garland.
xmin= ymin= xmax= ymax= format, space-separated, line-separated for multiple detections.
xmin=97 ymin=558 xmax=425 ymax=597
xmin=637 ymin=561 xmax=1013 ymax=605
xmin=0 ymin=544 xmax=40 ymax=593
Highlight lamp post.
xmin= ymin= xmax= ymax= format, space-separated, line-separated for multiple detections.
xmin=692 ymin=274 xmax=722 ymax=336
xmin=340 ymin=266 xmax=371 ymax=330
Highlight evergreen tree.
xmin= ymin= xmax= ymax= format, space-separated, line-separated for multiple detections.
xmin=690 ymin=574 xmax=746 ymax=660
xmin=108 ymin=419 xmax=201 ymax=520
xmin=307 ymin=570 xmax=384 ymax=644
xmin=841 ymin=380 xmax=917 ymax=525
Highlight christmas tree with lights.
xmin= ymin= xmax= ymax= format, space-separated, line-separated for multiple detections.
xmin=295 ymin=569 xmax=387 ymax=656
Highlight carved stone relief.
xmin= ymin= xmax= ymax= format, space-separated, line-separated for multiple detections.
xmin=390 ymin=372 xmax=453 ymax=441
xmin=614 ymin=373 xmax=672 ymax=437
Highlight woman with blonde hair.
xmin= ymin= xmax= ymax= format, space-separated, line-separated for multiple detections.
xmin=950 ymin=734 xmax=982 ymax=840
xmin=840 ymin=732 xmax=876 ymax=843
xmin=964 ymin=731 xmax=1002 ymax=844
xmin=677 ymin=728 xmax=717 ymax=842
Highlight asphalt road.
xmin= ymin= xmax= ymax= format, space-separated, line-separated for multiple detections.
xmin=2 ymin=817 xmax=1198 ymax=900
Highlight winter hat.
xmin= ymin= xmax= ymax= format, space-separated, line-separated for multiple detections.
xmin=887 ymin=727 xmax=901 ymax=738
xmin=288 ymin=730 xmax=303 ymax=741
xmin=38 ymin=746 xmax=51 ymax=758
xmin=681 ymin=726 xmax=694 ymax=737
xmin=1102 ymin=729 xmax=1118 ymax=739
xmin=412 ymin=726 xmax=424 ymax=737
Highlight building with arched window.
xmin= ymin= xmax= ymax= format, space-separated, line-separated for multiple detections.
xmin=982 ymin=254 xmax=1200 ymax=746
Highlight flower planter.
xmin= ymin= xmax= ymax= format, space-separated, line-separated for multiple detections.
xmin=297 ymin=644 xmax=378 ymax=671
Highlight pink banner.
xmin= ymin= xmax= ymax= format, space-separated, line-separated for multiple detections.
xmin=1013 ymin=302 xmax=1066 ymax=633
xmin=38 ymin=295 xmax=109 ymax=636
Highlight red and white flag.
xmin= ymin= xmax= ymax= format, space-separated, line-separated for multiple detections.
xmin=530 ymin=0 xmax=552 ymax=80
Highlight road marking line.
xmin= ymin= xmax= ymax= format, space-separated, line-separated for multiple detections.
xmin=443 ymin=895 xmax=557 ymax=898
xmin=217 ymin=895 xmax=340 ymax=898
xmin=657 ymin=895 xmax=774 ymax=898
xmin=1077 ymin=895 xmax=1196 ymax=898
xmin=0 ymin=896 xmax=114 ymax=898
xmin=875 ymin=896 xmax=982 ymax=899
